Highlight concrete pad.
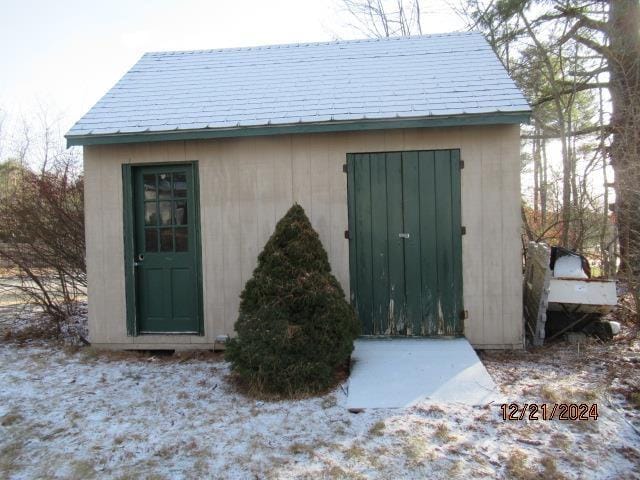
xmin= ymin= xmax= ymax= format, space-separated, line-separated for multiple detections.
xmin=346 ymin=338 xmax=500 ymax=409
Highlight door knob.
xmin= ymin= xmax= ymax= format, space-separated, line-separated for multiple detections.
xmin=399 ymin=233 xmax=410 ymax=239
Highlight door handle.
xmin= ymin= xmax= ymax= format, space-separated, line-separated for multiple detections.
xmin=134 ymin=253 xmax=144 ymax=267
xmin=399 ymin=233 xmax=410 ymax=239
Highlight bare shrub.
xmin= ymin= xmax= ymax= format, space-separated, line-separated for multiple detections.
xmin=0 ymin=159 xmax=85 ymax=336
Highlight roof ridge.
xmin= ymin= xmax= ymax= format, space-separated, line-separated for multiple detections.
xmin=144 ymin=30 xmax=479 ymax=56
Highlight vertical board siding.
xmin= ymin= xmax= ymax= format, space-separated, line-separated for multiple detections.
xmin=84 ymin=125 xmax=523 ymax=349
xmin=370 ymin=153 xmax=389 ymax=335
xmin=434 ymin=150 xmax=455 ymax=334
xmin=450 ymin=150 xmax=464 ymax=335
xmin=418 ymin=151 xmax=438 ymax=335
xmin=353 ymin=154 xmax=374 ymax=335
xmin=481 ymin=129 xmax=504 ymax=346
xmin=402 ymin=152 xmax=422 ymax=335
xmin=385 ymin=153 xmax=405 ymax=334
xmin=347 ymin=155 xmax=358 ymax=307
xmin=501 ymin=127 xmax=525 ymax=346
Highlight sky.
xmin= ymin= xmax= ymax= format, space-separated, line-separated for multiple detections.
xmin=0 ymin=0 xmax=465 ymax=140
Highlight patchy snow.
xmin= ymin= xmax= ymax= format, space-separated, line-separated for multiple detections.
xmin=1 ymin=302 xmax=639 ymax=479
xmin=1 ymin=334 xmax=639 ymax=479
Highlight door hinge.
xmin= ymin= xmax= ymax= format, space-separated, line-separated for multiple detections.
xmin=460 ymin=310 xmax=468 ymax=320
xmin=460 ymin=160 xmax=465 ymax=169
xmin=344 ymin=229 xmax=350 ymax=239
xmin=342 ymin=163 xmax=348 ymax=173
xmin=461 ymin=226 xmax=466 ymax=235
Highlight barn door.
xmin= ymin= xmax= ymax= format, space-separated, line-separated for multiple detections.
xmin=347 ymin=150 xmax=463 ymax=336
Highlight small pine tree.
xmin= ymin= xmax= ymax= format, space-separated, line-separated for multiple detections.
xmin=225 ymin=204 xmax=359 ymax=396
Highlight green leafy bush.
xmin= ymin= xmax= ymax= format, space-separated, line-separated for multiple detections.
xmin=225 ymin=204 xmax=359 ymax=396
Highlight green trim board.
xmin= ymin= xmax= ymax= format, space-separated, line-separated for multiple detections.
xmin=122 ymin=165 xmax=136 ymax=336
xmin=67 ymin=112 xmax=530 ymax=147
xmin=122 ymin=161 xmax=204 ymax=336
xmin=347 ymin=149 xmax=463 ymax=336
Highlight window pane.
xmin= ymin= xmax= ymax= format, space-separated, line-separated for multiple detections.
xmin=143 ymin=174 xmax=156 ymax=200
xmin=145 ymin=202 xmax=157 ymax=226
xmin=175 ymin=227 xmax=188 ymax=252
xmin=159 ymin=201 xmax=172 ymax=225
xmin=160 ymin=228 xmax=173 ymax=252
xmin=174 ymin=200 xmax=188 ymax=225
xmin=173 ymin=173 xmax=187 ymax=198
xmin=145 ymin=229 xmax=158 ymax=252
xmin=158 ymin=174 xmax=172 ymax=200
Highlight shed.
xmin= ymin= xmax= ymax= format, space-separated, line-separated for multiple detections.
xmin=66 ymin=32 xmax=531 ymax=350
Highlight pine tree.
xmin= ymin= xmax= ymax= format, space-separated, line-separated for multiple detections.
xmin=225 ymin=204 xmax=359 ymax=396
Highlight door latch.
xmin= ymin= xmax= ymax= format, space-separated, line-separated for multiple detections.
xmin=399 ymin=233 xmax=410 ymax=239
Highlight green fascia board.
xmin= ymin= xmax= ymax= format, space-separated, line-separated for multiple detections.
xmin=66 ymin=112 xmax=531 ymax=148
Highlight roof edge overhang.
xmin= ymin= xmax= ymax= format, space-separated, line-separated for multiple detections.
xmin=65 ymin=111 xmax=531 ymax=148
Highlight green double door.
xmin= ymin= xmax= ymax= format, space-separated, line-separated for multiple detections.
xmin=132 ymin=164 xmax=201 ymax=333
xmin=347 ymin=150 xmax=463 ymax=336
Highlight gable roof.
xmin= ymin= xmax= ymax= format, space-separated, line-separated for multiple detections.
xmin=66 ymin=32 xmax=530 ymax=146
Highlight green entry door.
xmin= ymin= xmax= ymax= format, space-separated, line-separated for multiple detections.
xmin=132 ymin=165 xmax=202 ymax=333
xmin=347 ymin=150 xmax=463 ymax=336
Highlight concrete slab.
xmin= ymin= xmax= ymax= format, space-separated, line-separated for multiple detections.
xmin=346 ymin=338 xmax=501 ymax=409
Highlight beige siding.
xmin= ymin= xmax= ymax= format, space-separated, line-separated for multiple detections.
xmin=84 ymin=125 xmax=523 ymax=350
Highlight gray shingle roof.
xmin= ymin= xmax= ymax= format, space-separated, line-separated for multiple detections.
xmin=66 ymin=32 xmax=530 ymax=142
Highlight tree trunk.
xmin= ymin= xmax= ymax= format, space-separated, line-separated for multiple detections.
xmin=533 ymin=129 xmax=540 ymax=218
xmin=560 ymin=120 xmax=571 ymax=247
xmin=541 ymin=136 xmax=548 ymax=220
xmin=609 ymin=0 xmax=640 ymax=282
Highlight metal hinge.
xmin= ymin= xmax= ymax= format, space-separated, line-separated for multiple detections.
xmin=460 ymin=160 xmax=465 ymax=169
xmin=461 ymin=226 xmax=466 ymax=235
xmin=460 ymin=310 xmax=468 ymax=320
xmin=343 ymin=164 xmax=348 ymax=173
xmin=344 ymin=230 xmax=350 ymax=239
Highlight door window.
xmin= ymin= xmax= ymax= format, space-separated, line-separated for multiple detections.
xmin=141 ymin=173 xmax=189 ymax=253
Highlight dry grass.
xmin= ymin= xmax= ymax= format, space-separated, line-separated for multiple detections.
xmin=77 ymin=346 xmax=223 ymax=364
xmin=551 ymin=433 xmax=571 ymax=453
xmin=416 ymin=404 xmax=446 ymax=417
xmin=2 ymin=318 xmax=57 ymax=343
xmin=541 ymin=457 xmax=568 ymax=480
xmin=433 ymin=423 xmax=454 ymax=443
xmin=538 ymin=384 xmax=599 ymax=404
xmin=402 ymin=436 xmax=434 ymax=466
xmin=447 ymin=459 xmax=464 ymax=477
xmin=0 ymin=439 xmax=25 ymax=478
xmin=627 ymin=390 xmax=640 ymax=408
xmin=288 ymin=442 xmax=315 ymax=456
xmin=503 ymin=450 xmax=568 ymax=480
xmin=344 ymin=444 xmax=366 ymax=460
xmin=0 ymin=411 xmax=23 ymax=427
xmin=368 ymin=420 xmax=385 ymax=436
xmin=225 ymin=360 xmax=350 ymax=402
xmin=321 ymin=395 xmax=338 ymax=409
xmin=505 ymin=449 xmax=536 ymax=480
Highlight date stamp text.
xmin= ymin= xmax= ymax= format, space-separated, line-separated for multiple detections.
xmin=500 ymin=403 xmax=598 ymax=421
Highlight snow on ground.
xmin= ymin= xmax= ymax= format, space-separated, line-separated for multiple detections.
xmin=1 ymin=320 xmax=640 ymax=478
